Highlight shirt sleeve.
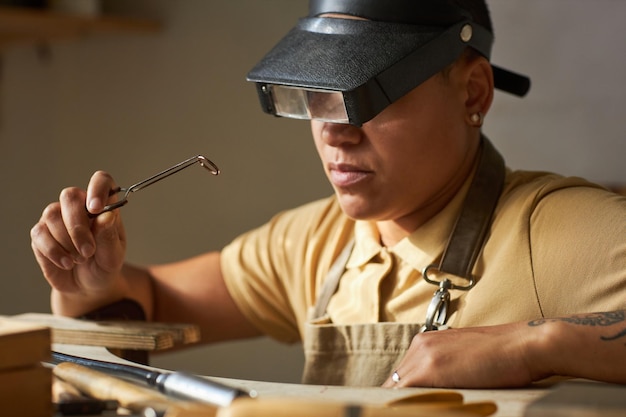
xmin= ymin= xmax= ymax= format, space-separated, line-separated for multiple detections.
xmin=529 ymin=181 xmax=626 ymax=316
xmin=220 ymin=196 xmax=349 ymax=343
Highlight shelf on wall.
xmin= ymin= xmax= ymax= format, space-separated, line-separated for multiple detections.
xmin=0 ymin=6 xmax=161 ymax=49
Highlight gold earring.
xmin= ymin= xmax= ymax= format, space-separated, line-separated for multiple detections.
xmin=470 ymin=112 xmax=483 ymax=127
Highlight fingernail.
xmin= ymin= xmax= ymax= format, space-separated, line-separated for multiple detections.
xmin=80 ymin=243 xmax=94 ymax=258
xmin=61 ymin=257 xmax=74 ymax=270
xmin=88 ymin=198 xmax=102 ymax=212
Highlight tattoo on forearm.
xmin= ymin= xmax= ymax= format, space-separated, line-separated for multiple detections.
xmin=528 ymin=311 xmax=625 ymax=327
xmin=528 ymin=311 xmax=626 ymax=344
xmin=601 ymin=327 xmax=626 ymax=341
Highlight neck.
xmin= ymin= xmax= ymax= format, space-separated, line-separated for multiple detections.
xmin=376 ymin=139 xmax=482 ymax=247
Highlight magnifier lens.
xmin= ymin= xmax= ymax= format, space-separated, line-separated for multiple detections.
xmin=270 ymin=85 xmax=349 ymax=124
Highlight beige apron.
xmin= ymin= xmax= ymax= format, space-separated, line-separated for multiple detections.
xmin=302 ymin=137 xmax=505 ymax=386
xmin=303 ymin=269 xmax=422 ymax=385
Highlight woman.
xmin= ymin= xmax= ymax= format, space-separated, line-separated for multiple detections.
xmin=31 ymin=0 xmax=626 ymax=387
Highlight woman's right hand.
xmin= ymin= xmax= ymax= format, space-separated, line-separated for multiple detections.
xmin=30 ymin=171 xmax=128 ymax=314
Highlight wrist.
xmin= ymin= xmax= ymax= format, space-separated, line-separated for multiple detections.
xmin=523 ymin=318 xmax=567 ymax=381
xmin=51 ymin=289 xmax=125 ymax=318
xmin=50 ymin=271 xmax=131 ymax=317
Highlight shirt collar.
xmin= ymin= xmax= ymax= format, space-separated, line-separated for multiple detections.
xmin=347 ymin=174 xmax=474 ymax=272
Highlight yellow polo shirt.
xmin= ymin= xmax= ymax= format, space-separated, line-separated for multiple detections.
xmin=221 ymin=169 xmax=626 ymax=344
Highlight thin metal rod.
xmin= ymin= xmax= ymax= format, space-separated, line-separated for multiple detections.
xmin=89 ymin=155 xmax=219 ymax=217
xmin=125 ymin=155 xmax=219 ymax=195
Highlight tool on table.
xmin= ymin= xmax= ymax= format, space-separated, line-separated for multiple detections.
xmin=51 ymin=351 xmax=253 ymax=408
xmin=218 ymin=397 xmax=497 ymax=417
xmin=52 ymin=358 xmax=496 ymax=417
xmin=52 ymin=361 xmax=209 ymax=417
xmin=88 ymin=154 xmax=220 ymax=217
xmin=53 ymin=374 xmax=119 ymax=415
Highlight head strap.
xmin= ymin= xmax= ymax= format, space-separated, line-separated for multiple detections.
xmin=309 ymin=0 xmax=472 ymax=25
xmin=308 ymin=0 xmax=531 ymax=97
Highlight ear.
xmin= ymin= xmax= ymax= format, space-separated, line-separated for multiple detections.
xmin=463 ymin=56 xmax=494 ymax=124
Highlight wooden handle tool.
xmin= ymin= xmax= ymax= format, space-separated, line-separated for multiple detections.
xmin=52 ymin=351 xmax=250 ymax=407
xmin=53 ymin=375 xmax=119 ymax=415
xmin=216 ymin=397 xmax=493 ymax=417
xmin=385 ymin=390 xmax=464 ymax=406
xmin=53 ymin=362 xmax=217 ymax=416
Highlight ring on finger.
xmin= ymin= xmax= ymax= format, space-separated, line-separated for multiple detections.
xmin=392 ymin=370 xmax=401 ymax=384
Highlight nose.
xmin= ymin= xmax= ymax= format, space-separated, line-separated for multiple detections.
xmin=319 ymin=122 xmax=363 ymax=147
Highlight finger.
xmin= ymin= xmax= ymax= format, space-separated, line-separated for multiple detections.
xmin=31 ymin=239 xmax=79 ymax=293
xmin=91 ymin=210 xmax=126 ymax=273
xmin=59 ymin=187 xmax=96 ymax=259
xmin=86 ymin=170 xmax=118 ymax=215
xmin=30 ymin=218 xmax=75 ymax=272
xmin=382 ymin=367 xmax=407 ymax=388
xmin=35 ymin=202 xmax=86 ymax=266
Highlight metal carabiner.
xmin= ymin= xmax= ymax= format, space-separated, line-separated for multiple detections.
xmin=422 ymin=264 xmax=475 ymax=291
xmin=420 ymin=279 xmax=452 ymax=332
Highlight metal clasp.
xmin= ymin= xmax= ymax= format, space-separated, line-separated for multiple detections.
xmin=420 ymin=279 xmax=451 ymax=333
xmin=419 ymin=264 xmax=476 ymax=333
xmin=422 ymin=264 xmax=475 ymax=291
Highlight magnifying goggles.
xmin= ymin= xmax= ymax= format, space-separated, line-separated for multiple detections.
xmin=247 ymin=0 xmax=531 ymax=127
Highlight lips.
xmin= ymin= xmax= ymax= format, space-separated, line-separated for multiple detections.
xmin=328 ymin=162 xmax=373 ymax=187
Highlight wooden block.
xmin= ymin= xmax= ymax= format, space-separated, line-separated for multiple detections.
xmin=7 ymin=313 xmax=200 ymax=351
xmin=0 ymin=364 xmax=53 ymax=417
xmin=0 ymin=318 xmax=50 ymax=371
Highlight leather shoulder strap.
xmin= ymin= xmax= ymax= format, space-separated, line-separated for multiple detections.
xmin=437 ymin=137 xmax=505 ymax=281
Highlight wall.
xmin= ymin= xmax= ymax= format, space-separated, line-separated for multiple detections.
xmin=0 ymin=1 xmax=624 ymax=383
xmin=487 ymin=2 xmax=626 ymax=181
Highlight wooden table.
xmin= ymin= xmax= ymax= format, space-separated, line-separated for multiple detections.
xmin=55 ymin=344 xmax=548 ymax=417
xmin=220 ymin=377 xmax=546 ymax=417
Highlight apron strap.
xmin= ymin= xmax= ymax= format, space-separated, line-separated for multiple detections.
xmin=311 ymin=239 xmax=355 ymax=320
xmin=436 ymin=136 xmax=505 ymax=281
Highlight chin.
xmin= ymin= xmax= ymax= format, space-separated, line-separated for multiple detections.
xmin=336 ymin=194 xmax=379 ymax=221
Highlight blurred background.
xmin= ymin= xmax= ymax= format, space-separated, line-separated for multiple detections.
xmin=0 ymin=1 xmax=624 ymax=383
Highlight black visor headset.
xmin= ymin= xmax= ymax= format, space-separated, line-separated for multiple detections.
xmin=247 ymin=0 xmax=531 ymax=126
